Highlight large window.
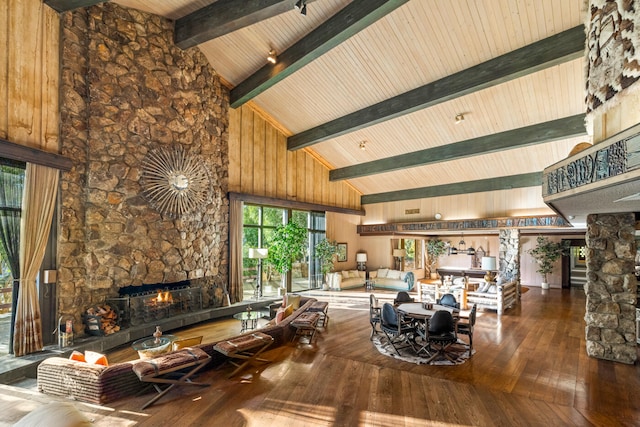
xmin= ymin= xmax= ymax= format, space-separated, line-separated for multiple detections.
xmin=242 ymin=205 xmax=326 ymax=299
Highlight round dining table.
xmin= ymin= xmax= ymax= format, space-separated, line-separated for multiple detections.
xmin=396 ymin=303 xmax=465 ymax=356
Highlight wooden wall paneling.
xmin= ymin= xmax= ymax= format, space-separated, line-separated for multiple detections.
xmin=306 ymin=154 xmax=315 ymax=204
xmin=286 ymin=145 xmax=296 ymax=201
xmin=264 ymin=125 xmax=277 ymax=197
xmin=239 ymin=106 xmax=254 ymax=193
xmin=252 ymin=112 xmax=266 ymax=196
xmin=296 ymin=149 xmax=306 ymax=202
xmin=276 ymin=131 xmax=287 ymax=199
xmin=42 ymin=7 xmax=60 ymax=152
xmin=0 ymin=3 xmax=8 ymax=139
xmin=321 ymin=164 xmax=329 ymax=206
xmin=8 ymin=0 xmax=42 ymax=146
xmin=228 ymin=108 xmax=242 ymax=192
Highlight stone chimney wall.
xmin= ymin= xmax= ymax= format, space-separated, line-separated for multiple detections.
xmin=585 ymin=213 xmax=637 ymax=364
xmin=58 ymin=3 xmax=229 ymax=333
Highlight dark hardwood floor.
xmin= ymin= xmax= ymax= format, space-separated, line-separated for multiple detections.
xmin=4 ymin=287 xmax=640 ymax=426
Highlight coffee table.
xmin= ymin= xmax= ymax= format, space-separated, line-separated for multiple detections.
xmin=233 ymin=310 xmax=267 ymax=332
xmin=132 ymin=334 xmax=176 ymax=359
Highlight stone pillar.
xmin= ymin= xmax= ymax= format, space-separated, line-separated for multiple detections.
xmin=498 ymin=228 xmax=520 ymax=285
xmin=585 ymin=213 xmax=637 ymax=364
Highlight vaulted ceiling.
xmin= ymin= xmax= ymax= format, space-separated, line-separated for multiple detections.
xmin=46 ymin=0 xmax=590 ymax=230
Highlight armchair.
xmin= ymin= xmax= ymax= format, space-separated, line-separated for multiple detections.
xmin=457 ymin=303 xmax=477 ymax=355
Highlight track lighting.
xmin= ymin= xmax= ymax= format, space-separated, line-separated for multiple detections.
xmin=295 ymin=0 xmax=307 ymax=16
xmin=267 ymin=49 xmax=277 ymax=64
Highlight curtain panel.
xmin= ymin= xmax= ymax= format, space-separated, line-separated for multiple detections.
xmin=229 ymin=198 xmax=243 ymax=304
xmin=13 ymin=163 xmax=59 ymax=356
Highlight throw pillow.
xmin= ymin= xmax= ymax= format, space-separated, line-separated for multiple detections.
xmin=400 ymin=271 xmax=408 ymax=281
xmin=387 ymin=270 xmax=401 ymax=279
xmin=377 ymin=268 xmax=389 ymax=278
xmin=283 ymin=304 xmax=294 ymax=319
xmin=69 ymin=350 xmax=85 ymax=362
xmin=286 ymin=294 xmax=301 ymax=310
xmin=487 ymin=284 xmax=497 ymax=294
xmin=349 ymin=270 xmax=359 ymax=278
xmin=358 ymin=271 xmax=366 ymax=278
xmin=14 ymin=402 xmax=91 ymax=427
xmin=84 ymin=350 xmax=108 ymax=366
xmin=275 ymin=307 xmax=286 ymax=324
xmin=341 ymin=271 xmax=350 ymax=280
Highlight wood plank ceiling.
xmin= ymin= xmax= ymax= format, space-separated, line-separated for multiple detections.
xmin=53 ymin=0 xmax=590 ymax=228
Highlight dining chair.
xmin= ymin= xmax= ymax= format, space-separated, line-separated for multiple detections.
xmin=437 ymin=293 xmax=460 ymax=309
xmin=380 ymin=302 xmax=416 ymax=354
xmin=425 ymin=310 xmax=458 ymax=363
xmin=369 ymin=294 xmax=381 ymax=340
xmin=393 ymin=291 xmax=414 ymax=305
xmin=456 ymin=304 xmax=477 ymax=355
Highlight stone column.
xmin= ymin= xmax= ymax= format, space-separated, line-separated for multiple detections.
xmin=585 ymin=213 xmax=637 ymax=364
xmin=499 ymin=229 xmax=520 ymax=298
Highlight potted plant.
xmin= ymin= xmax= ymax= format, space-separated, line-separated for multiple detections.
xmin=314 ymin=238 xmax=338 ymax=290
xmin=266 ymin=222 xmax=308 ymax=295
xmin=527 ymin=236 xmax=569 ymax=289
xmin=426 ymin=238 xmax=447 ymax=279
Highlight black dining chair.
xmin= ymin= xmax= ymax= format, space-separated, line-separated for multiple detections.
xmin=369 ymin=294 xmax=381 ymax=340
xmin=393 ymin=291 xmax=414 ymax=305
xmin=457 ymin=304 xmax=477 ymax=355
xmin=425 ymin=310 xmax=459 ymax=364
xmin=380 ymin=302 xmax=416 ymax=354
xmin=437 ymin=293 xmax=460 ymax=309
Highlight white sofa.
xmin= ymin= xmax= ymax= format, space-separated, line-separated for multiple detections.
xmin=369 ymin=268 xmax=415 ymax=291
xmin=327 ymin=270 xmax=366 ymax=290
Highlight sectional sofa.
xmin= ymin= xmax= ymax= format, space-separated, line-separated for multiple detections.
xmin=36 ymin=296 xmax=317 ymax=405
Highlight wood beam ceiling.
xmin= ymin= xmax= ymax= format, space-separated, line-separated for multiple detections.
xmin=175 ymin=0 xmax=319 ymax=50
xmin=288 ymin=25 xmax=585 ymax=150
xmin=330 ymin=114 xmax=586 ymax=181
xmin=43 ymin=0 xmax=106 ymax=13
xmin=230 ymin=0 xmax=409 ymax=108
xmin=361 ymin=172 xmax=542 ymax=205
xmin=0 ymin=138 xmax=73 ymax=171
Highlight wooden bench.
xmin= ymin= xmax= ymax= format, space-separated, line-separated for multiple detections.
xmin=213 ymin=332 xmax=274 ymax=378
xmin=306 ymin=301 xmax=329 ymax=327
xmin=132 ymin=348 xmax=211 ymax=410
xmin=290 ymin=311 xmax=321 ymax=343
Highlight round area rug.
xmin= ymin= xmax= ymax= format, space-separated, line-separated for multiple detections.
xmin=372 ymin=334 xmax=474 ymax=366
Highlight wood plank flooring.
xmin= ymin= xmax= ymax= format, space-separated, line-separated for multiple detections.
xmin=4 ymin=287 xmax=640 ymax=426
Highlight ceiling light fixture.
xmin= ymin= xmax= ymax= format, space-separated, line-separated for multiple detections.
xmin=455 ymin=113 xmax=465 ymax=124
xmin=295 ymin=0 xmax=307 ymax=16
xmin=267 ymin=49 xmax=277 ymax=64
xmin=359 ymin=141 xmax=366 ymax=150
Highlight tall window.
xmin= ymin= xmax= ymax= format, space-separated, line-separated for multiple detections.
xmin=242 ymin=205 xmax=325 ymax=298
xmin=401 ymin=238 xmax=424 ymax=271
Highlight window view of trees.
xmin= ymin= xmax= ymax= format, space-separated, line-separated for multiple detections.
xmin=242 ymin=205 xmax=326 ymax=299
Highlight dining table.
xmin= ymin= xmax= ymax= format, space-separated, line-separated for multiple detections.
xmin=396 ymin=303 xmax=468 ymax=357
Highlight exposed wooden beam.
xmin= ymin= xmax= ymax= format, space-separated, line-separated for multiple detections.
xmin=0 ymin=138 xmax=73 ymax=171
xmin=230 ymin=0 xmax=409 ymax=108
xmin=330 ymin=114 xmax=586 ymax=181
xmin=288 ymin=25 xmax=585 ymax=150
xmin=44 ymin=0 xmax=107 ymax=13
xmin=361 ymin=172 xmax=542 ymax=205
xmin=229 ymin=192 xmax=365 ymax=216
xmin=175 ymin=0 xmax=318 ymax=50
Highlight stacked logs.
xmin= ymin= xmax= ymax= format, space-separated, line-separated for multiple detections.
xmin=85 ymin=305 xmax=120 ymax=335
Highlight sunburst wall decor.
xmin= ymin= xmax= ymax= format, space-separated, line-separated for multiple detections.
xmin=141 ymin=146 xmax=210 ymax=218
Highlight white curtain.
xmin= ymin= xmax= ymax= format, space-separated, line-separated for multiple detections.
xmin=13 ymin=163 xmax=59 ymax=356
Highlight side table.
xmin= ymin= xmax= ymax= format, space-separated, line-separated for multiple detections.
xmin=365 ymin=279 xmax=375 ymax=291
xmin=132 ymin=334 xmax=176 ymax=359
xmin=233 ymin=310 xmax=267 ymax=332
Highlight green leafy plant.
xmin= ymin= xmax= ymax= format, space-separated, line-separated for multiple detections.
xmin=527 ymin=236 xmax=570 ymax=284
xmin=315 ymin=238 xmax=338 ymax=276
xmin=426 ymin=238 xmax=447 ymax=276
xmin=266 ymin=222 xmax=308 ymax=286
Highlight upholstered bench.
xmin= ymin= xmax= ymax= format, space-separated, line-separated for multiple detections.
xmin=306 ymin=301 xmax=329 ymax=327
xmin=213 ymin=332 xmax=274 ymax=378
xmin=133 ymin=347 xmax=211 ymax=409
xmin=290 ymin=311 xmax=320 ymax=343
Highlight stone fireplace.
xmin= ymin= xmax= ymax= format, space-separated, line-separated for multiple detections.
xmin=58 ymin=3 xmax=230 ymax=337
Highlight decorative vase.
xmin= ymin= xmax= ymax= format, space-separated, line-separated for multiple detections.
xmin=541 ymin=282 xmax=549 ymax=290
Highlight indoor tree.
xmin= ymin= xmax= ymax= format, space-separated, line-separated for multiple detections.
xmin=426 ymin=238 xmax=447 ymax=278
xmin=527 ymin=236 xmax=570 ymax=289
xmin=315 ymin=238 xmax=338 ymax=288
xmin=266 ymin=222 xmax=308 ymax=292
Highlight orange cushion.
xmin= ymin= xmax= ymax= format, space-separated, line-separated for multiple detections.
xmin=69 ymin=350 xmax=85 ymax=362
xmin=284 ymin=304 xmax=294 ymax=318
xmin=85 ymin=350 xmax=108 ymax=366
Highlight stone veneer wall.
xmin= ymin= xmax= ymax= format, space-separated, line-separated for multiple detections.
xmin=585 ymin=213 xmax=637 ymax=364
xmin=498 ymin=229 xmax=520 ymax=284
xmin=58 ymin=3 xmax=229 ymax=334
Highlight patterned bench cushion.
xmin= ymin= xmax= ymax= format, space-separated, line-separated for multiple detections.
xmin=213 ymin=332 xmax=274 ymax=356
xmin=132 ymin=347 xmax=210 ymax=379
xmin=290 ymin=311 xmax=320 ymax=328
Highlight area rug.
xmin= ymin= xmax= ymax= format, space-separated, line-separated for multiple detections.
xmin=372 ymin=335 xmax=473 ymax=366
